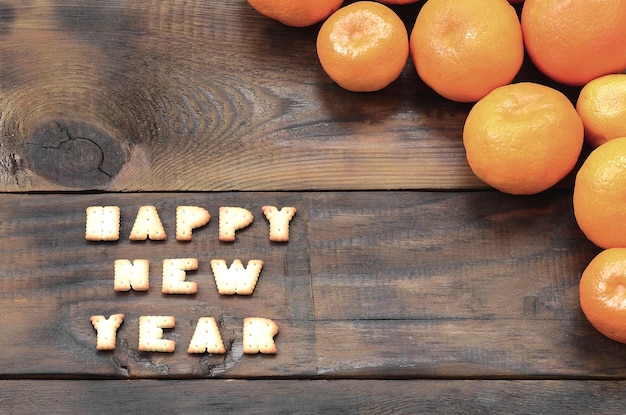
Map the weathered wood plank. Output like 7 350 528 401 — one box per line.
1 191 620 379
308 191 594 320
1 379 626 414
0 0 579 192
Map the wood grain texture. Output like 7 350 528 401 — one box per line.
1 191 618 380
0 0 580 192
0 0 615 410
1 379 626 414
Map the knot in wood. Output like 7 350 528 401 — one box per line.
57 137 104 173
27 119 127 189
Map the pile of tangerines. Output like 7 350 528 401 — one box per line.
246 0 626 344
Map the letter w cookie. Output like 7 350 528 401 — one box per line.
210 259 263 295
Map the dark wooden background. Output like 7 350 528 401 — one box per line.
0 0 623 413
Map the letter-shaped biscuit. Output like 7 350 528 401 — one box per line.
162 258 198 294
114 259 150 291
187 317 226 354
176 206 210 241
218 207 253 242
242 317 279 354
262 206 297 242
90 314 125 350
129 206 167 241
210 259 263 295
85 206 120 241
138 316 176 352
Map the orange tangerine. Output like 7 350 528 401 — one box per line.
247 0 344 27
521 0 626 86
576 74 626 148
316 1 409 92
409 0 524 102
463 82 584 195
378 0 420 4
580 248 626 344
574 137 626 249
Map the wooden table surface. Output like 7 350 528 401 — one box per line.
0 1 623 413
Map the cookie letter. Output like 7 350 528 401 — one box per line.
85 206 120 241
242 317 279 354
210 259 263 295
129 206 166 241
138 316 176 352
176 206 210 241
218 207 253 241
90 314 124 350
114 259 150 291
162 258 198 294
262 206 297 242
187 317 226 354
